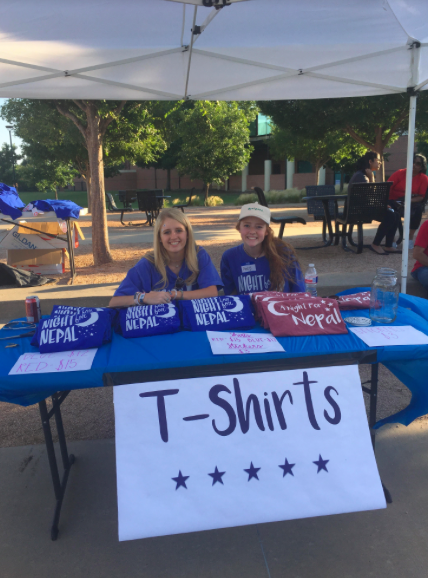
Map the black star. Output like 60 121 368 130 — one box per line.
279 458 295 477
244 461 261 481
172 470 189 490
208 466 226 486
313 454 329 473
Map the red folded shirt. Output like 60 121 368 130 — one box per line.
337 291 370 310
260 298 348 337
251 291 313 323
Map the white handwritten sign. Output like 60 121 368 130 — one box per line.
8 349 98 375
114 365 386 541
349 325 428 347
206 331 285 355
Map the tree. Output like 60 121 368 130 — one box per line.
0 143 21 187
176 101 255 203
269 127 365 185
259 95 428 181
2 100 166 266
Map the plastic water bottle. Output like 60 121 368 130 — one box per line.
304 264 318 297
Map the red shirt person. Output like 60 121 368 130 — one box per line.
411 219 428 293
388 155 428 247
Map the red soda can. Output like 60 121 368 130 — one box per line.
25 296 41 323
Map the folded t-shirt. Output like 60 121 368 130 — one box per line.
31 305 113 352
260 298 348 337
180 295 255 332
337 292 371 310
252 291 314 326
116 304 181 338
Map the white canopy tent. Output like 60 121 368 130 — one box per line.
1 0 427 291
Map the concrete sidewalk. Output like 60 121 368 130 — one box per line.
1 420 427 577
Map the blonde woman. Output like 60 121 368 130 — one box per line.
109 208 222 307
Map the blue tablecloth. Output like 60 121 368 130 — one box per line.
1 291 428 429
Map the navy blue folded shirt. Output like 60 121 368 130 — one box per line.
180 295 255 332
116 304 181 338
31 305 113 353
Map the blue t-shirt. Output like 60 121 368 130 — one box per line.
220 244 305 295
117 304 181 338
31 305 113 353
180 295 255 332
32 199 82 220
114 246 223 295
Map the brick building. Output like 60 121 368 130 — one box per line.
72 116 411 194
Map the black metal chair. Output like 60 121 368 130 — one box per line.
118 190 137 210
136 190 161 226
305 185 337 243
335 182 392 254
253 187 306 239
105 192 136 226
174 188 195 213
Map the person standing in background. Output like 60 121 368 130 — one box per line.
388 154 428 250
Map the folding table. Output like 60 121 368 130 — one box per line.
2 295 428 540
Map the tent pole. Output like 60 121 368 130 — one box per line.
400 94 417 294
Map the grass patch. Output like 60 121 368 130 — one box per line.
234 188 306 206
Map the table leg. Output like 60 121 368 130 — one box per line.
38 391 75 540
297 200 336 250
66 219 76 284
362 363 392 504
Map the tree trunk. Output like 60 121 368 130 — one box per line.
154 168 157 189
204 183 210 205
166 168 171 192
83 168 92 214
340 169 344 192
54 188 58 200
314 160 322 185
86 106 113 266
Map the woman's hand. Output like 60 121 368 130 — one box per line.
143 291 172 305
365 168 375 182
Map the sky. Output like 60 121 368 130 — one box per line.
0 98 22 154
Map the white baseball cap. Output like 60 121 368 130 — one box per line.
239 203 271 225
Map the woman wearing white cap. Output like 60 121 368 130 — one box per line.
220 203 305 295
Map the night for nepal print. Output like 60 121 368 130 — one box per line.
261 299 348 337
32 305 113 353
180 295 255 332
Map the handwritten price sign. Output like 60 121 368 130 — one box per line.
349 325 428 347
8 349 98 375
207 331 285 355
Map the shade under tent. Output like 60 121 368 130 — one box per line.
1 0 428 292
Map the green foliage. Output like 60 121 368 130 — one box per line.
234 192 257 205
234 189 306 206
176 101 253 197
0 143 21 187
205 195 224 207
259 94 428 179
334 183 348 194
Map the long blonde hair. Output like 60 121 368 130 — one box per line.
146 207 199 289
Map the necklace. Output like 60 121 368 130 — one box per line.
170 260 183 269
243 246 264 260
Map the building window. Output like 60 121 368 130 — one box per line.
297 160 313 173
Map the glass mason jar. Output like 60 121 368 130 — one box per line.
369 267 399 324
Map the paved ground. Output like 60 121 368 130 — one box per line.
1 420 428 578
0 204 427 576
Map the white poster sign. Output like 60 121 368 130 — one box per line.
350 325 428 347
206 331 285 355
114 365 386 542
9 349 97 375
